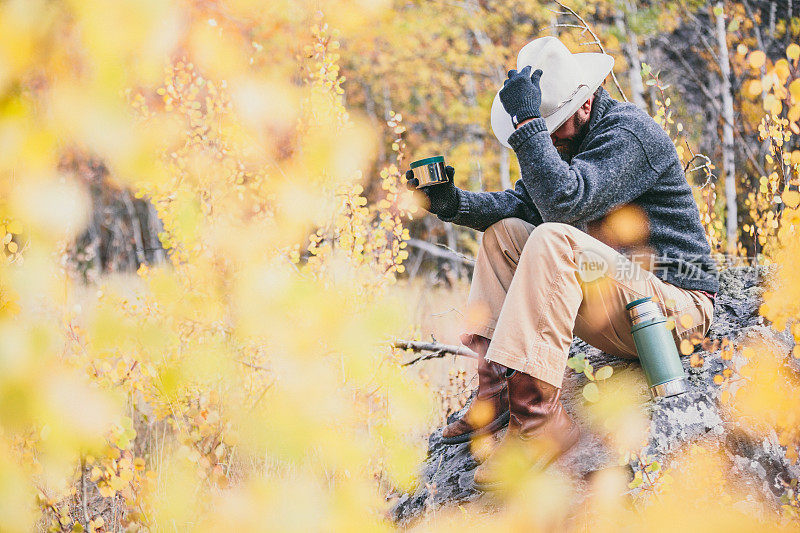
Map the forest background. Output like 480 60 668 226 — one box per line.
0 0 799 531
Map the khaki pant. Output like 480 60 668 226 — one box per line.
461 218 714 388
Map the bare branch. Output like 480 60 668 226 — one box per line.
658 36 767 177
683 146 717 189
237 359 270 372
553 23 587 30
552 1 628 102
393 339 478 365
406 238 476 266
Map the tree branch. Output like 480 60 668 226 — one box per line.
552 1 628 102
393 339 478 365
406 238 476 266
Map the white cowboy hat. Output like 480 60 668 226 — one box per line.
491 36 614 148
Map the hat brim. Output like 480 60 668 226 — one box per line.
491 53 614 149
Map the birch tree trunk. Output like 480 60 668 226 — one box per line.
382 82 392 121
362 82 386 165
714 1 738 252
122 190 146 267
768 1 776 38
643 37 660 116
147 203 165 264
462 0 502 192
444 222 462 279
464 70 485 191
615 4 647 110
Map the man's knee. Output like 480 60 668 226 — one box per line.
527 222 572 244
483 218 532 250
519 222 576 262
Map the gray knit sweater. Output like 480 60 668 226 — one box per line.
438 87 719 294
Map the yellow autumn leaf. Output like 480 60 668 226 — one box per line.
788 43 800 61
594 365 613 380
763 93 776 112
748 50 766 69
790 79 800 102
679 313 694 329
747 79 762 97
782 190 800 208
770 97 783 116
773 59 790 82
763 93 782 115
680 338 694 355
788 104 800 123
582 382 600 402
97 484 115 498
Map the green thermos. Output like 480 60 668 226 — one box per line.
626 296 689 398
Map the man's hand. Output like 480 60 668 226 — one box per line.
499 66 543 129
405 165 460 218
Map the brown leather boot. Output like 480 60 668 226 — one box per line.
472 370 580 491
441 337 510 445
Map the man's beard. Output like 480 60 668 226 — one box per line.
554 112 591 160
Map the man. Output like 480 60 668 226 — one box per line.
405 37 718 490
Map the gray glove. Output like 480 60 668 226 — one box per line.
405 165 460 218
499 66 543 128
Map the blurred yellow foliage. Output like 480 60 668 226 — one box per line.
730 340 800 449
0 0 799 530
0 0 433 531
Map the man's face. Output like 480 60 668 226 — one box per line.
550 97 593 159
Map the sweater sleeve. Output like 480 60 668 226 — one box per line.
436 178 544 232
507 116 663 226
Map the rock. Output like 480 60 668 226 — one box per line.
393 266 799 524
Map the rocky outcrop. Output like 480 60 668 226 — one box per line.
393 266 799 523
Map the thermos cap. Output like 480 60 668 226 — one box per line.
625 296 652 310
410 156 445 169
626 296 663 327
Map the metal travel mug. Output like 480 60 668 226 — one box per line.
409 156 449 187
626 296 689 398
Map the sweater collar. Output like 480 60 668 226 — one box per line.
570 87 614 159
554 87 616 163
587 86 615 131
